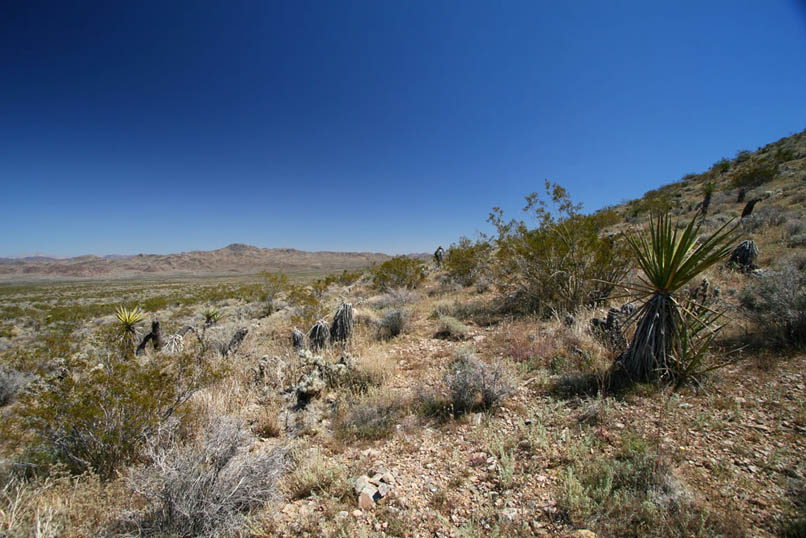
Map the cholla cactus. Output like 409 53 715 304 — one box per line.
330 302 354 344
309 320 330 352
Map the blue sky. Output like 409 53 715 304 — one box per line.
2 1 805 256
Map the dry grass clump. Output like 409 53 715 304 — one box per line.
372 287 419 309
125 414 289 537
333 388 407 441
284 447 349 500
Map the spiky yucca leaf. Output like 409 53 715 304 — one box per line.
202 306 224 326
115 305 144 334
620 213 737 384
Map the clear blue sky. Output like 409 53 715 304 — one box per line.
2 1 805 256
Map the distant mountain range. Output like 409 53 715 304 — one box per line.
0 244 391 279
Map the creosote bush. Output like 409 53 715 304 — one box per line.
731 160 778 189
443 237 492 287
489 181 629 316
5 346 219 479
372 256 426 291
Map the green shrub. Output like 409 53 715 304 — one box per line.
261 272 289 314
443 237 492 287
6 348 219 479
739 262 806 348
489 182 629 316
372 256 426 291
732 161 778 189
287 282 327 328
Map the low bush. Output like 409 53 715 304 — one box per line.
378 309 407 339
372 256 426 291
0 367 29 406
126 415 288 537
5 346 219 479
444 349 512 417
435 315 470 340
558 435 741 536
739 262 806 348
285 447 349 500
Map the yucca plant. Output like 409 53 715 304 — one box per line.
202 306 224 326
115 305 144 335
618 213 737 385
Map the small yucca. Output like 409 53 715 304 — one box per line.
115 305 144 335
619 213 737 385
202 306 224 326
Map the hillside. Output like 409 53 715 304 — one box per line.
0 131 804 538
0 243 391 280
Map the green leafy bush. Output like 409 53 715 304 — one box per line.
6 348 219 479
732 161 778 189
372 256 426 291
443 237 492 287
489 182 629 316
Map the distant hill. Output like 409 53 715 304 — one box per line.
0 243 390 280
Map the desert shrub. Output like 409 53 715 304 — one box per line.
443 237 492 287
333 389 406 441
316 269 363 288
445 348 512 417
435 315 470 340
788 233 806 248
735 149 752 163
260 271 289 314
378 309 407 339
0 367 29 406
558 436 740 536
732 161 778 189
739 262 806 348
287 282 327 327
489 182 629 316
6 347 219 479
710 158 731 175
372 256 426 291
126 415 288 537
373 287 419 309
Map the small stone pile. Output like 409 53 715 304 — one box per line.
354 465 395 510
